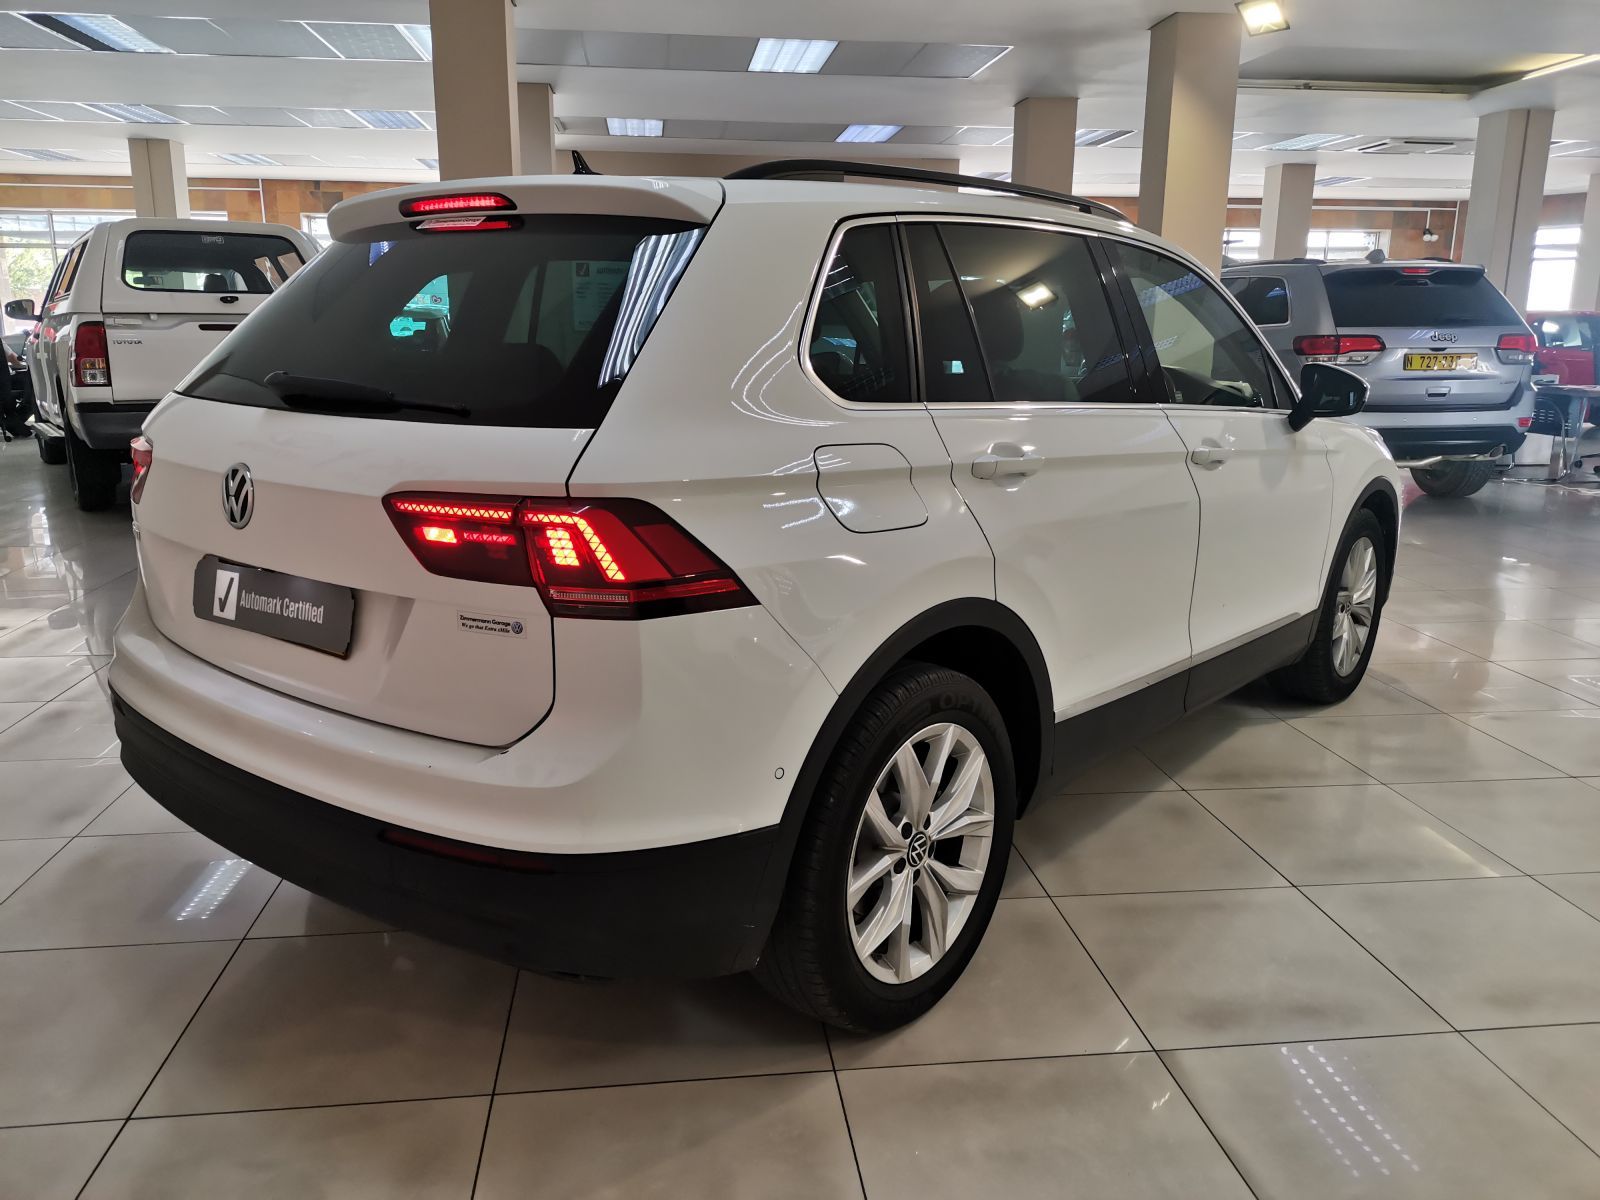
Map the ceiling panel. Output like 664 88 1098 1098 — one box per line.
819 41 923 76
581 31 667 69
0 100 60 121
13 102 97 121
286 108 367 129
895 125 962 144
305 22 422 61
664 34 755 72
951 126 1012 146
515 29 586 66
208 18 338 59
557 116 610 135
0 12 83 51
272 153 330 167
121 16 241 56
722 121 847 142
217 107 309 127
661 119 729 139
898 44 1009 78
155 105 236 126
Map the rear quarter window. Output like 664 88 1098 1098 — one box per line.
1324 268 1520 328
1223 275 1289 326
121 230 304 294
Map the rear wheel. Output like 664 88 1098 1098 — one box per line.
65 423 121 511
1271 509 1387 704
1410 461 1494 498
756 663 1015 1031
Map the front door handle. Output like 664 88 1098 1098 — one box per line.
972 449 1044 480
1188 442 1232 468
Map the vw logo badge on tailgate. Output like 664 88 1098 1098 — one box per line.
222 463 254 529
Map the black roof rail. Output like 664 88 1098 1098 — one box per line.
723 159 1129 223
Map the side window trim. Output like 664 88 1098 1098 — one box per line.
1105 238 1296 412
801 214 921 408
1088 235 1169 407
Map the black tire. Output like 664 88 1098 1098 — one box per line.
1410 461 1494 498
755 663 1016 1031
37 434 66 465
1271 508 1388 704
65 423 121 511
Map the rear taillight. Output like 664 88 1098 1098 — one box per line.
383 493 757 620
72 321 110 386
1497 332 1536 365
129 435 153 503
1294 334 1385 364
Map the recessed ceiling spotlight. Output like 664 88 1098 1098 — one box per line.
1236 0 1290 35
748 38 837 73
606 118 663 137
837 124 901 143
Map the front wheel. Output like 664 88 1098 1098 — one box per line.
1410 461 1494 498
1271 509 1387 704
756 663 1015 1031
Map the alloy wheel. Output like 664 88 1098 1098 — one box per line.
1331 535 1378 676
846 722 995 985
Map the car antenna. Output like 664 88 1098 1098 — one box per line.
571 151 600 175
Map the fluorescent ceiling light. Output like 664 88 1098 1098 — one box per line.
1522 53 1600 81
607 117 663 136
349 108 426 130
214 152 279 166
1256 132 1347 151
1315 175 1365 186
5 147 79 161
837 124 901 143
1233 131 1257 141
1017 282 1055 308
748 38 837 73
398 24 432 59
417 157 439 169
1236 0 1290 35
82 102 183 124
1075 128 1134 147
35 13 171 52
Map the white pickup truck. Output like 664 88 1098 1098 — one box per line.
4 217 317 510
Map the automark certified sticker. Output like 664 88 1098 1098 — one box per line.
458 612 526 638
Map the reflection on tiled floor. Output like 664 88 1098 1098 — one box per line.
4 448 1600 1197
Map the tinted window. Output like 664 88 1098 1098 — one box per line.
808 225 912 403
1324 267 1520 328
905 225 990 403
937 224 1134 404
1116 243 1280 408
1224 274 1290 326
180 216 703 428
52 242 85 304
123 230 304 294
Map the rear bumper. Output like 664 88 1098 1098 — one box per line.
73 402 154 451
115 692 780 977
1370 424 1526 464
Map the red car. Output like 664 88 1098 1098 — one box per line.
1528 311 1599 385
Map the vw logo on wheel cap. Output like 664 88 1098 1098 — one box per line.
222 463 254 529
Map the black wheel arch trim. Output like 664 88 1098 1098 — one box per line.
1349 476 1401 605
739 597 1053 969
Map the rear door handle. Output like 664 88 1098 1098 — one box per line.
1188 442 1232 468
972 449 1044 480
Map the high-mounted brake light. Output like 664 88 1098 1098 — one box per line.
72 321 110 386
399 192 514 217
1497 331 1536 365
130 435 153 504
383 493 756 619
1294 334 1385 363
1399 267 1436 275
414 215 521 233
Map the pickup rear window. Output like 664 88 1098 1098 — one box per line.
1324 267 1520 329
122 230 305 294
179 215 704 428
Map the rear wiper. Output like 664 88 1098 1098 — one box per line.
264 371 471 418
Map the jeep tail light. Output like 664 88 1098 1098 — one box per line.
130 435 153 504
73 321 110 386
1293 334 1384 364
1497 332 1536 365
383 493 757 620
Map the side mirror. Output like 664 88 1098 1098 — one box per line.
1289 362 1368 431
3 298 39 323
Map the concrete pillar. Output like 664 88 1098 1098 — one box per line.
1137 12 1241 271
1461 108 1554 307
128 137 189 218
1259 162 1315 259
1011 97 1078 194
428 0 519 179
1572 170 1600 311
517 83 558 175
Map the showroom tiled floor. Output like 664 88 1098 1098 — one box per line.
4 445 1600 1198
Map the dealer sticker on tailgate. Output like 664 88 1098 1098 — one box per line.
192 555 355 657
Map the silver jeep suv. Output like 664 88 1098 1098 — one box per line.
1222 259 1536 498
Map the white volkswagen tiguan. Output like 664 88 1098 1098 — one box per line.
110 165 1400 1030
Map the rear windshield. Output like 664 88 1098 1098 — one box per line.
179 216 704 428
1324 267 1520 329
122 230 304 294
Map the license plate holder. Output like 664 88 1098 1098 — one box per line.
1404 352 1476 371
192 555 355 657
